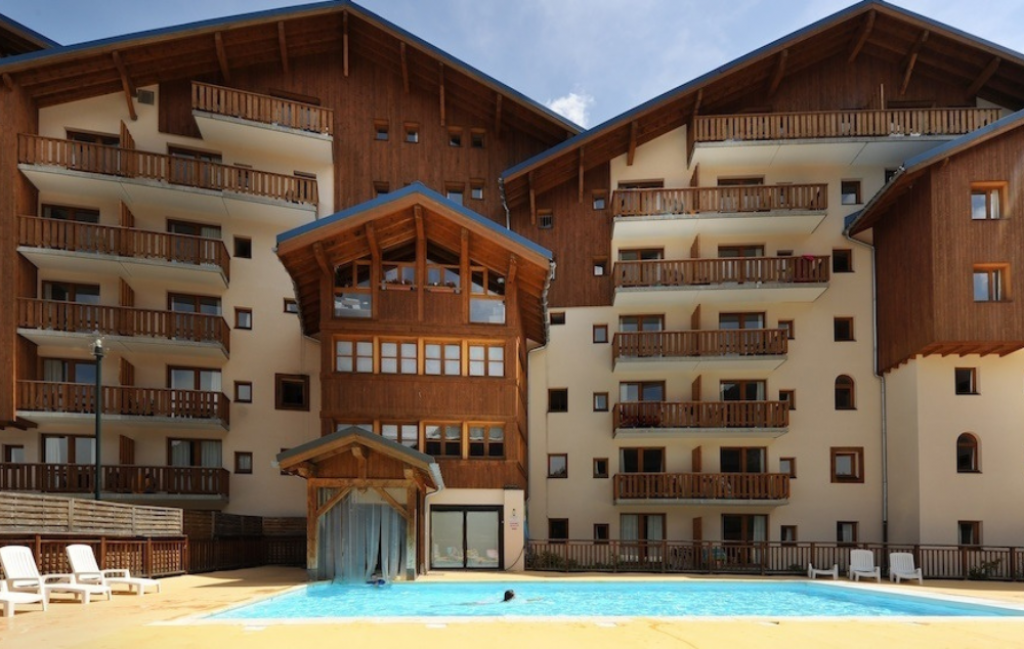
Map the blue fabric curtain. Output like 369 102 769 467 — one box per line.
316 489 407 582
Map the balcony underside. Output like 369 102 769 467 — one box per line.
19 328 228 360
193 112 333 165
614 497 789 506
691 136 949 168
613 211 825 244
19 165 316 225
613 426 788 440
15 410 228 431
17 246 227 288
614 283 828 307
614 355 786 373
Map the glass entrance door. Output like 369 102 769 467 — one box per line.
430 507 502 570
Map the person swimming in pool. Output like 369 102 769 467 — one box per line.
503 589 515 602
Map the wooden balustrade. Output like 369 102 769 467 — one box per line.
0 464 229 497
614 256 829 288
614 400 789 429
613 472 790 501
18 215 230 279
16 381 230 426
614 329 787 359
18 134 318 205
192 81 334 135
17 298 230 352
613 184 827 217
694 107 1002 142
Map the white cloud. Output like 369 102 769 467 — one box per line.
545 91 594 128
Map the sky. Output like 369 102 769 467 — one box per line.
5 0 1024 128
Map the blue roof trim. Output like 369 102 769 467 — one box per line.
0 12 60 48
276 426 437 467
276 182 553 260
0 1 579 133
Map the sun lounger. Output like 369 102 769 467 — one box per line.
848 549 881 582
889 552 923 584
0 579 47 617
66 544 161 596
807 563 838 579
0 545 111 604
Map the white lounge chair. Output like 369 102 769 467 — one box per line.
0 579 47 617
889 552 923 584
0 546 111 604
66 544 161 596
848 549 881 581
807 563 838 579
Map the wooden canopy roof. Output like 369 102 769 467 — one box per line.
0 13 57 57
0 1 578 144
276 183 553 342
502 0 1024 205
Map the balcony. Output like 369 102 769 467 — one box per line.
614 401 789 439
192 81 334 164
17 382 230 431
612 184 827 243
18 215 229 287
0 463 230 502
613 256 829 307
613 472 790 505
691 107 1002 167
17 298 230 359
18 134 318 224
613 329 787 372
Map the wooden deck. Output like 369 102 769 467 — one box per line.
614 400 789 431
0 465 230 497
614 329 787 360
16 381 230 426
614 472 790 501
192 81 334 135
614 256 830 288
613 184 826 217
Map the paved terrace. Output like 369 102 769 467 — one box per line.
2 567 1024 648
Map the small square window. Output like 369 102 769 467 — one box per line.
593 191 607 211
780 525 798 544
831 447 864 483
448 128 463 147
834 317 854 342
446 183 464 205
404 123 419 143
548 389 568 413
593 324 608 344
234 451 253 474
837 521 858 544
548 454 568 478
594 523 610 543
548 518 569 542
884 168 898 183
955 368 978 395
778 320 795 339
373 181 390 197
832 249 853 273
284 298 299 314
971 183 1004 220
593 258 608 277
234 237 252 259
235 381 253 403
779 389 796 411
779 457 796 478
470 130 485 149
550 312 566 325
235 308 253 330
973 265 1008 302
958 521 981 545
593 458 609 478
538 209 553 229
593 392 609 412
374 120 389 141
275 374 310 411
470 180 484 200
841 180 861 205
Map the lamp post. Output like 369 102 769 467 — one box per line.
92 337 105 501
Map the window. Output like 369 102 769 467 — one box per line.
836 521 858 544
42 204 100 223
445 183 464 205
548 389 568 413
780 457 796 478
168 366 221 393
973 265 1007 302
404 123 419 143
780 525 798 544
469 267 505 324
234 381 252 403
468 343 503 377
719 312 765 330
42 434 95 464
618 248 664 261
720 447 766 473
593 392 609 412
593 191 607 211
594 523 610 543
778 319 795 339
593 324 609 343
235 308 252 330
382 423 420 450
831 447 864 483
374 120 389 141
3 444 26 462
548 519 569 542
373 181 390 197
274 374 309 411
955 368 978 395
593 458 609 478
619 315 663 332
779 389 796 411
538 209 553 229
425 423 462 457
284 298 299 314
620 381 665 403
547 454 568 478
550 312 566 325
381 340 417 374
593 258 608 276
834 317 854 341
470 129 485 149
832 249 853 273
971 183 1004 220
234 237 252 259
234 452 253 474
620 447 665 473
957 433 979 473
168 292 221 316
468 424 504 458
42 358 96 384
841 180 862 205
425 342 461 376
335 339 374 373
958 521 981 545
470 179 484 200
447 128 463 147
43 281 100 304
835 375 856 410
168 438 221 468
720 379 766 402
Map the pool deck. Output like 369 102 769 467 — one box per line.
3 567 1024 648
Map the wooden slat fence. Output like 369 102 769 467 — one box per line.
614 329 787 359
0 536 187 578
0 492 182 536
17 381 230 426
614 401 789 430
613 473 790 501
614 256 830 288
613 183 827 217
192 81 334 135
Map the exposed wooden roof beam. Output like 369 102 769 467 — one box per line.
312 242 332 278
365 222 381 263
374 487 411 521
342 11 350 77
965 56 1001 98
400 41 410 93
494 93 503 139
627 120 638 166
848 10 875 63
351 445 367 480
278 22 290 74
214 32 231 83
438 62 446 126
3 73 15 92
314 486 351 519
767 49 789 98
111 51 137 121
692 88 703 119
900 30 929 95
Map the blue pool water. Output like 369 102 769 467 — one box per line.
208 580 1024 620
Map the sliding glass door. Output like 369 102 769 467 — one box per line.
430 506 502 570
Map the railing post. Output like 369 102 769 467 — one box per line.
146 537 154 577
100 536 107 568
1010 546 1018 583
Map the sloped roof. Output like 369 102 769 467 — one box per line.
0 12 58 54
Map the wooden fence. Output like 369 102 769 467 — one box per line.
17 381 230 426
614 401 790 430
614 329 787 360
614 256 830 288
192 81 334 135
0 492 182 536
613 183 827 217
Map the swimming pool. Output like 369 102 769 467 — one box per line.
207 580 1024 620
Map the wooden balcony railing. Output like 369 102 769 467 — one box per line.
614 400 789 430
614 256 829 288
694 107 1002 142
18 134 318 206
17 298 230 352
18 215 230 279
192 81 334 135
0 463 230 497
614 329 787 360
17 381 230 426
614 472 790 501
613 184 827 217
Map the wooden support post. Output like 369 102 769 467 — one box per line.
313 242 332 279
406 484 418 579
438 62 446 126
577 147 585 203
494 93 503 139
400 42 410 93
848 10 875 63
214 32 231 83
627 121 638 166
278 22 290 75
900 30 929 95
767 49 788 97
306 482 319 576
112 51 137 121
966 56 1001 98
342 11 349 77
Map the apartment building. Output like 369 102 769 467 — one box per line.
1 1 1023 578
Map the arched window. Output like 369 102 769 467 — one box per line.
957 433 979 473
834 375 855 410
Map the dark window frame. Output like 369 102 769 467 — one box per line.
274 373 310 411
